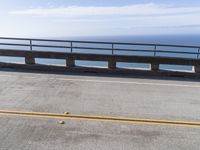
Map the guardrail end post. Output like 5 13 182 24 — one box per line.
193 65 200 73
66 57 75 68
108 59 116 69
25 55 35 65
150 63 159 71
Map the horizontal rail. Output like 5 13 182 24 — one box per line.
0 42 199 56
0 37 200 49
0 37 200 63
0 47 198 55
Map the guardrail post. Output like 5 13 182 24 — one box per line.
70 42 73 53
25 54 35 65
66 56 75 68
30 40 33 51
150 63 159 71
112 43 114 55
197 48 200 59
154 45 157 56
108 58 116 69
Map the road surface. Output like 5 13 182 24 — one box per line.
0 70 200 150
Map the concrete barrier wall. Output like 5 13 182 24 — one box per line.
0 49 200 73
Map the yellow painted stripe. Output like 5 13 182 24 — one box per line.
0 110 200 128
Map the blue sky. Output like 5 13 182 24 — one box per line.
1 0 200 38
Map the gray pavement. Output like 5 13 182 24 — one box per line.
0 70 200 149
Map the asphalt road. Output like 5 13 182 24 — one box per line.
0 70 200 150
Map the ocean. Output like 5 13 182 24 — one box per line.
1 34 200 71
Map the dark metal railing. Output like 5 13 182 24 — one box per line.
0 37 199 59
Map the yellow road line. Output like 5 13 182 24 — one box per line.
0 110 200 128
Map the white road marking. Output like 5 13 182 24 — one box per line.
46 78 200 88
0 73 200 88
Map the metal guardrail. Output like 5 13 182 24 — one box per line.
0 37 200 58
